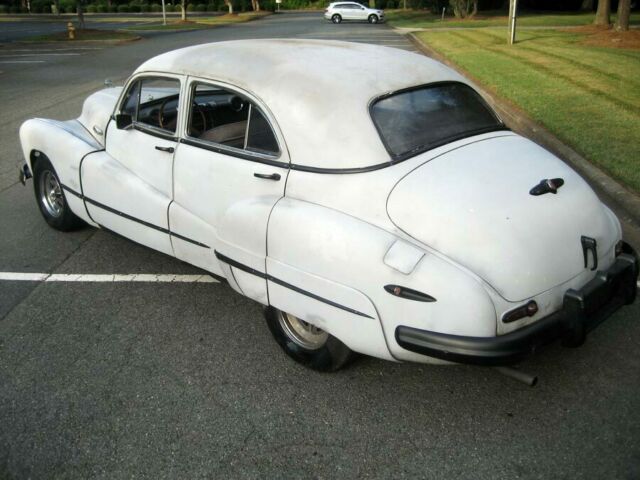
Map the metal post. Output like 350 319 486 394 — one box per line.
509 0 518 45
161 0 167 25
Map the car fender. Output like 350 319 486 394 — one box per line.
19 118 102 226
267 198 497 363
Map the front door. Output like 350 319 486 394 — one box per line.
81 75 183 256
170 79 289 304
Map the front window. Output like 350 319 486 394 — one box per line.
120 76 181 135
370 82 505 160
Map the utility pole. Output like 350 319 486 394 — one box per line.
508 0 518 45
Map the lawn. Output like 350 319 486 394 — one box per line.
413 27 640 193
25 28 140 41
121 12 271 30
387 9 640 29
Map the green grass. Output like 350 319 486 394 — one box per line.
121 12 271 30
387 9 640 29
26 28 140 41
413 28 640 193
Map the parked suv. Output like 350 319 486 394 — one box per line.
324 2 384 23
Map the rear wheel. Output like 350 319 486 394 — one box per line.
265 307 354 372
33 155 84 231
332 14 342 24
368 14 378 23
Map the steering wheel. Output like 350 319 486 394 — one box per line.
158 97 179 132
188 102 208 137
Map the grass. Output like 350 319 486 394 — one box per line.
121 11 271 30
26 28 140 41
387 9 640 29
413 27 640 193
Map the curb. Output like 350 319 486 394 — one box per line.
407 31 640 229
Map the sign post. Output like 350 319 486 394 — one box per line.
509 0 518 45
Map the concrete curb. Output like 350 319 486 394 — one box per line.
407 31 640 229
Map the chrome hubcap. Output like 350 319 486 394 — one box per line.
278 311 329 350
39 170 64 218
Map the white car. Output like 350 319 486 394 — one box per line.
324 2 384 23
19 40 638 374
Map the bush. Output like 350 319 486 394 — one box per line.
129 3 141 11
86 4 97 12
97 4 108 12
150 3 162 11
117 4 130 11
140 3 150 11
0 4 7 13
205 2 216 10
194 3 206 9
187 3 195 10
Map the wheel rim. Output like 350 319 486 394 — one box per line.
370 15 377 23
277 311 329 350
39 170 64 218
333 15 340 23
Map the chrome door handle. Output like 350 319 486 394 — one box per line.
155 146 175 153
254 172 281 181
92 125 103 136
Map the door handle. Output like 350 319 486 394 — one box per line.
254 172 281 181
155 146 175 153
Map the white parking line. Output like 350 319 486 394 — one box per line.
0 272 219 283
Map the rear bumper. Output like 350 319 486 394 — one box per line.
395 248 639 366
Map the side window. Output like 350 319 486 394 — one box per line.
138 77 181 134
187 83 279 156
121 80 140 117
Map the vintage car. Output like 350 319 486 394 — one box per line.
19 40 638 375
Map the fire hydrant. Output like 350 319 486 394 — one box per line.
67 22 75 40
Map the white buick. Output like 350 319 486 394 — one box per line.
19 40 638 376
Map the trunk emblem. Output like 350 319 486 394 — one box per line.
530 178 564 196
581 236 598 271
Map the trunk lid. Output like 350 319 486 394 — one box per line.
387 134 618 301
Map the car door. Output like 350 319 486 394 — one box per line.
355 4 368 20
342 3 357 19
170 78 289 304
81 74 183 257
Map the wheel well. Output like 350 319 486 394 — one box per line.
29 150 48 170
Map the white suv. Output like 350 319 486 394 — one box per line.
324 2 385 24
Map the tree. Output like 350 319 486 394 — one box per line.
594 0 610 26
223 0 233 13
449 0 478 18
77 0 86 29
250 0 260 10
180 0 188 20
615 0 630 31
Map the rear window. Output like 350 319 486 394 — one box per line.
370 82 504 160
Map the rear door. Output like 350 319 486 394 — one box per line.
81 74 183 256
170 78 289 303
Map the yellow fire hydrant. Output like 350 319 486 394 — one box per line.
67 22 75 40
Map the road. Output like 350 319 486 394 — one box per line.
1 13 639 479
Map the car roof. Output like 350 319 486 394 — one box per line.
135 39 466 170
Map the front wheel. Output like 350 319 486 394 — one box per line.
265 307 354 372
332 14 342 24
368 14 378 24
33 155 84 231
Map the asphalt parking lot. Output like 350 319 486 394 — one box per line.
1 13 639 479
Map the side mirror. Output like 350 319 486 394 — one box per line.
115 113 133 130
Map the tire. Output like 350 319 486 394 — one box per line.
368 14 378 24
32 155 84 231
331 14 342 24
265 307 355 372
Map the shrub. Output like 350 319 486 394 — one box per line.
194 3 206 10
117 4 131 11
187 3 195 10
140 3 150 11
129 3 141 11
0 4 7 13
97 4 108 12
86 4 97 12
205 2 216 10
150 3 162 11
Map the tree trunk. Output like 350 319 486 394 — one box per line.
580 0 594 11
224 0 233 14
594 0 610 26
52 0 60 15
77 1 85 29
255 0 260 10
470 0 477 17
180 0 187 20
615 0 630 31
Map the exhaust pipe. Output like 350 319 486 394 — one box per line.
494 366 538 387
